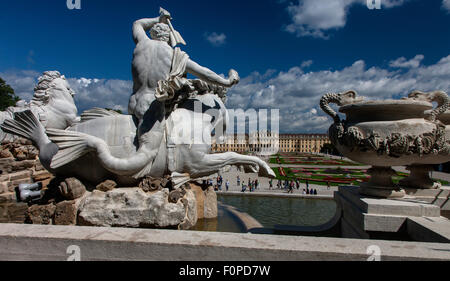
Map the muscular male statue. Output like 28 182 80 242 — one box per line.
129 8 238 124
127 9 239 176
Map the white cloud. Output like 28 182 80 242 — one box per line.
0 70 40 102
68 78 132 113
2 53 450 134
0 70 132 114
285 0 408 39
227 54 450 133
443 0 450 13
389 54 424 68
300 60 313 68
204 32 227 46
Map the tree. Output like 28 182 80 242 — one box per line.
0 77 20 111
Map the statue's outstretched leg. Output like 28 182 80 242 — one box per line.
189 152 276 178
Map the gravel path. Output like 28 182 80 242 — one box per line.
205 156 450 197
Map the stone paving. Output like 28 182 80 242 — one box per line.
209 166 338 196
204 155 450 197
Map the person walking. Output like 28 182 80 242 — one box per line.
237 175 240 186
289 181 294 194
269 179 273 190
295 179 300 190
327 181 331 190
217 176 222 191
255 179 259 190
226 180 230 192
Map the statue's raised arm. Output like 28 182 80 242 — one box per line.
132 16 162 44
186 60 240 88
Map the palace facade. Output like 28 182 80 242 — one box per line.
212 131 330 155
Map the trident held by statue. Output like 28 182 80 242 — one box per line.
160 7 186 47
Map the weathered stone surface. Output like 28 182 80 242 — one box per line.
178 189 198 230
96 180 117 192
0 203 28 223
34 162 45 171
0 192 16 204
53 194 88 226
59 178 86 200
0 150 13 159
13 147 27 161
12 160 36 172
11 178 33 188
40 178 54 189
190 183 218 220
139 176 170 192
54 201 78 225
26 204 56 225
0 174 9 182
190 184 206 220
0 158 15 174
9 170 32 181
204 186 218 219
168 188 186 203
78 188 197 229
32 171 53 182
0 182 9 194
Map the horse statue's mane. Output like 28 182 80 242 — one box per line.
30 71 65 107
0 71 77 142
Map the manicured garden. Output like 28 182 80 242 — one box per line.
269 153 363 166
270 153 449 187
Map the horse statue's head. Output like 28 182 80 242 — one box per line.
31 71 79 129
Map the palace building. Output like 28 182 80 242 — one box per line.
212 131 330 155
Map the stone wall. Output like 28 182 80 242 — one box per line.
1 223 449 261
0 139 218 230
0 139 53 223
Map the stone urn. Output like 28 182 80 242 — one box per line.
320 90 450 198
398 90 450 190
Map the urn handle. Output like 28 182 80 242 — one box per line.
320 90 358 124
408 90 450 122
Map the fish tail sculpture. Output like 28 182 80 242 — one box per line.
1 109 155 178
1 110 58 171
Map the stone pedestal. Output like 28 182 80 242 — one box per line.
358 167 405 199
400 165 441 189
404 186 450 219
336 186 450 242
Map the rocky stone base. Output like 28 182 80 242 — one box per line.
78 187 197 229
190 182 218 219
3 175 217 230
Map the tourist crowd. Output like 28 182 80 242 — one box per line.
203 175 325 196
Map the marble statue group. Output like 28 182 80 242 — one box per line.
2 7 447 201
0 8 275 188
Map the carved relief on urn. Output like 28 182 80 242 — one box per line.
320 90 450 198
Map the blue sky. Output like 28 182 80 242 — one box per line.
1 0 450 133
